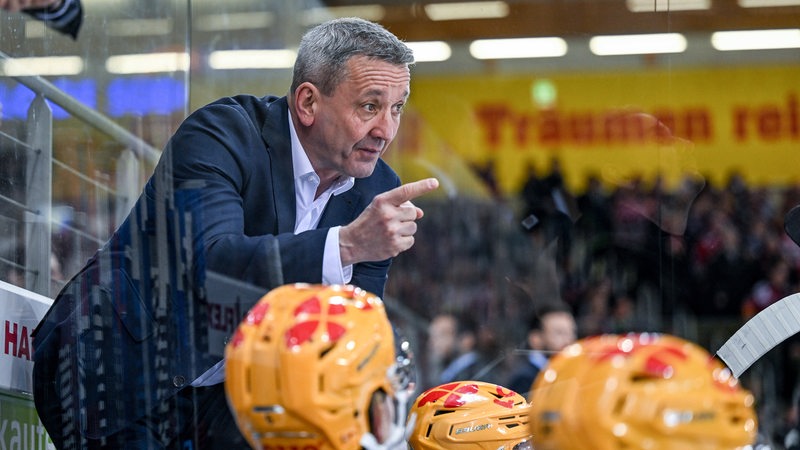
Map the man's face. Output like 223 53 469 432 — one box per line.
541 312 577 353
305 55 410 181
428 315 457 360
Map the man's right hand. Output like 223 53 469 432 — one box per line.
339 178 439 266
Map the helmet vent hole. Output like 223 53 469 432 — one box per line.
613 396 626 415
425 424 433 438
433 409 455 416
631 374 657 383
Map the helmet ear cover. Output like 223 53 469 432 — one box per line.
225 283 410 450
407 380 534 450
528 333 759 450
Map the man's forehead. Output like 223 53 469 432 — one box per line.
345 58 410 90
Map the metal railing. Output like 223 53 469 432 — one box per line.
0 50 161 298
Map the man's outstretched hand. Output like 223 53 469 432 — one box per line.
340 178 440 266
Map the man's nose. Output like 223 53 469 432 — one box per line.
371 109 395 142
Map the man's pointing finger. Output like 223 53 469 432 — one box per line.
382 178 440 206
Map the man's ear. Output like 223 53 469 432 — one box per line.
293 82 318 127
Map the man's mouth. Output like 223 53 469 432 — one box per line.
355 138 386 154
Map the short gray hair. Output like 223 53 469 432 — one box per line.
290 17 414 97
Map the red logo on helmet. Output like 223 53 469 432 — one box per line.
230 300 271 348
417 383 518 409
492 385 518 409
417 382 481 408
285 296 347 347
244 299 270 325
594 335 688 379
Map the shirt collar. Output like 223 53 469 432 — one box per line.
288 112 355 196
527 350 550 369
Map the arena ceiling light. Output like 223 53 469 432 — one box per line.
208 49 297 69
301 5 385 25
589 33 687 55
424 1 509 21
107 18 172 36
0 56 83 76
738 0 800 6
195 12 275 31
469 37 567 59
711 28 800 50
406 41 452 62
626 0 711 12
106 52 189 74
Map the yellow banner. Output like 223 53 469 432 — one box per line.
387 65 800 196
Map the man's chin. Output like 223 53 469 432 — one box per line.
348 162 378 179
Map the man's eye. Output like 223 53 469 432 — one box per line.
363 104 377 112
393 104 405 114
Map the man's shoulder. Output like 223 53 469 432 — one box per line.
182 95 287 137
199 94 284 116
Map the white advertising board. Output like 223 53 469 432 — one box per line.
0 281 54 449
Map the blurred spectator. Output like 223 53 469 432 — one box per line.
438 314 504 385
605 290 641 334
575 277 612 337
437 314 479 384
575 173 613 260
424 313 459 390
0 244 63 295
505 302 577 397
519 158 575 269
742 256 792 320
694 220 759 318
2 265 24 287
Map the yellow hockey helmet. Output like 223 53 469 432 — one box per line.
407 380 533 450
529 333 758 450
225 283 413 450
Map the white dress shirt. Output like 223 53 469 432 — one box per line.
288 111 355 285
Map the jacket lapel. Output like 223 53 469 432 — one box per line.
261 96 296 233
261 96 363 230
319 188 361 227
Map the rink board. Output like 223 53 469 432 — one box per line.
0 281 54 448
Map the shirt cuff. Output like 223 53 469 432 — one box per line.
322 226 353 285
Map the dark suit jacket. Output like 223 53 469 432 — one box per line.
32 95 401 443
506 351 547 398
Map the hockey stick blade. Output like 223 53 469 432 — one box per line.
785 205 800 247
716 292 800 378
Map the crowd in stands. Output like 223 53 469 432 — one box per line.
385 164 800 445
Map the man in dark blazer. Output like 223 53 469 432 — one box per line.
32 17 438 449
